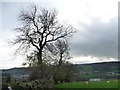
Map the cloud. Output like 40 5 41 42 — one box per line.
0 30 24 69
70 17 118 59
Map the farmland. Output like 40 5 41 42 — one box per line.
54 80 119 88
1 61 120 89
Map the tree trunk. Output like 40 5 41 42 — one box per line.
37 50 44 78
59 53 62 66
37 50 42 65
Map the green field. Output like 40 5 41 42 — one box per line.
54 80 119 88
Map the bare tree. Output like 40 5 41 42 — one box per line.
55 39 70 66
46 39 70 66
45 39 74 84
13 5 75 66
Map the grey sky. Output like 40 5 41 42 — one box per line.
70 17 118 58
0 0 118 69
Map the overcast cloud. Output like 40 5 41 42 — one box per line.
70 17 118 59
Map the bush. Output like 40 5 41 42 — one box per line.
1 83 9 90
30 79 54 89
11 83 24 90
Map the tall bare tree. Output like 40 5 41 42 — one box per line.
13 5 75 66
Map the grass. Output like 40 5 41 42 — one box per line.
54 80 119 88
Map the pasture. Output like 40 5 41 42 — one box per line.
54 80 119 88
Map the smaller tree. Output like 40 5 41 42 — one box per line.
45 39 74 84
45 39 70 66
55 39 70 66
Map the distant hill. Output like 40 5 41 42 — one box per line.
1 61 120 81
2 67 31 76
75 61 120 73
73 61 120 81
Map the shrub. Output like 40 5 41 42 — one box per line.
1 83 9 90
11 83 24 90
